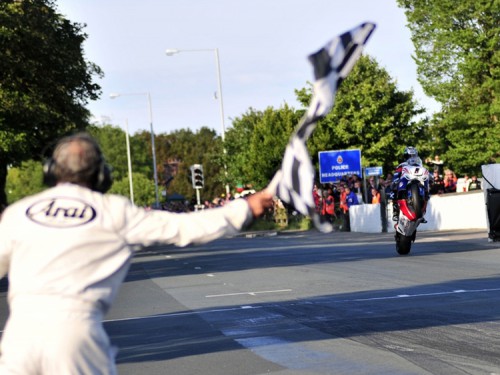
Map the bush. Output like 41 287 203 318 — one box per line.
247 213 312 232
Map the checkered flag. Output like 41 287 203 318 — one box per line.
267 22 376 232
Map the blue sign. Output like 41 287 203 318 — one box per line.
318 149 362 183
365 166 383 176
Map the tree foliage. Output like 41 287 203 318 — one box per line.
6 160 45 204
2 54 431 206
156 127 225 202
224 105 301 190
298 55 428 175
397 0 499 174
109 173 156 207
87 125 152 182
0 0 102 207
88 125 158 206
225 56 427 187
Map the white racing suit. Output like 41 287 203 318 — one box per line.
0 183 252 374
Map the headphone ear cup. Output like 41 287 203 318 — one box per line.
94 162 113 193
43 158 57 187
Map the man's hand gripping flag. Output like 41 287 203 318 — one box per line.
266 22 376 232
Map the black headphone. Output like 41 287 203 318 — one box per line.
43 133 113 193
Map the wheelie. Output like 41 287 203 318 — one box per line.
390 147 430 255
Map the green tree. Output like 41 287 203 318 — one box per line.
87 125 130 182
87 125 152 182
130 130 156 179
0 0 102 208
89 124 157 204
397 0 499 174
224 108 263 188
5 160 45 204
225 105 302 190
296 55 428 174
109 173 156 207
1 124 158 205
156 127 224 202
227 56 427 187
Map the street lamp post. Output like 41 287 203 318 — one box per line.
110 92 160 208
165 48 230 195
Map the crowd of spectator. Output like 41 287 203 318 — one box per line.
152 187 258 214
151 159 482 232
308 159 483 231
311 174 392 231
425 155 482 194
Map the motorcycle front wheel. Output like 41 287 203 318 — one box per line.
395 232 412 255
409 183 424 218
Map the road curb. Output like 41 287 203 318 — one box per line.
241 231 279 238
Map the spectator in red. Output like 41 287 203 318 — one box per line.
443 169 457 193
339 185 349 231
313 184 321 213
321 188 336 224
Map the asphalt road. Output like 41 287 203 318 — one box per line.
2 229 500 374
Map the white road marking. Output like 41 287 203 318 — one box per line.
384 344 414 352
338 287 500 303
102 305 263 323
47 286 497 326
205 289 293 298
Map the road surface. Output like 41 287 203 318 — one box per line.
1 229 499 374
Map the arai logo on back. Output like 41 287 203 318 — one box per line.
26 197 97 227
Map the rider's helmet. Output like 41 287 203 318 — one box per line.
407 156 423 166
403 146 418 161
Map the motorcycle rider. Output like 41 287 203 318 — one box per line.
391 146 428 222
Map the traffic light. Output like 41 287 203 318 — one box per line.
190 164 204 189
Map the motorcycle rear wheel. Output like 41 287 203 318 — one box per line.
395 233 412 255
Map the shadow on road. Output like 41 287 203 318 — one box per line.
106 274 500 365
125 230 496 282
106 229 500 367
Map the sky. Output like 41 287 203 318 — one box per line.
56 0 440 136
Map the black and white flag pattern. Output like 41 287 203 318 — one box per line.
268 22 376 233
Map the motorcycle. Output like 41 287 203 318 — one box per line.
394 161 430 255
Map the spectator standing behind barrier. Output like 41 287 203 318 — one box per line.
344 186 360 232
429 170 445 195
338 185 349 231
352 180 364 204
321 188 336 224
313 184 321 214
443 169 458 193
468 175 482 191
383 173 393 200
462 174 471 192
426 155 444 177
0 133 273 375
371 187 381 203
377 177 388 201
365 177 377 203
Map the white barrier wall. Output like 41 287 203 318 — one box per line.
349 190 487 233
349 203 383 233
